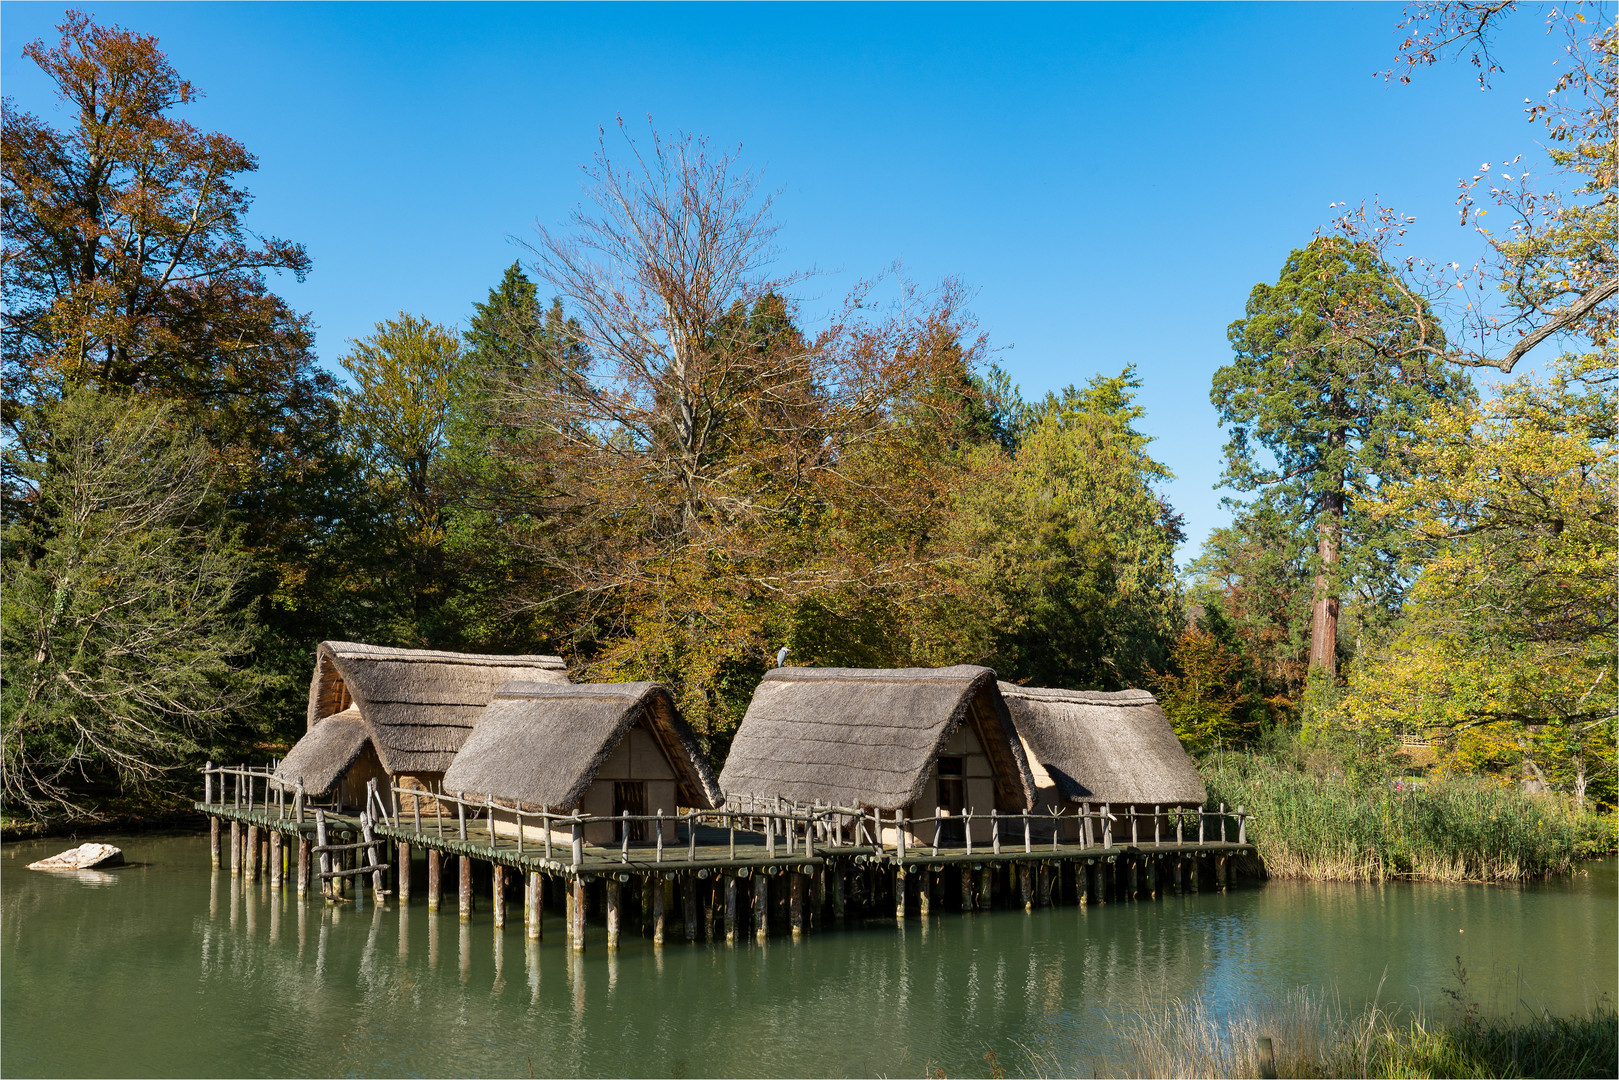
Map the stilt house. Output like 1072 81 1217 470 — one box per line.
440 681 722 845
274 642 569 808
717 665 1036 847
998 683 1206 840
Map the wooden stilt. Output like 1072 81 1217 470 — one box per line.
526 871 543 940
1127 857 1139 900
918 870 931 916
652 875 667 945
754 872 770 941
427 849 442 912
492 865 506 928
606 878 622 949
725 875 739 944
458 856 474 919
210 818 221 869
246 825 260 882
978 867 992 910
790 873 805 937
396 842 410 902
296 835 310 897
961 865 975 911
570 877 587 951
269 830 283 890
894 867 906 920
833 868 846 920
682 874 698 942
1037 863 1050 908
1019 863 1032 910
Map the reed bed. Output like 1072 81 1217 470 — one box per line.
1109 987 1618 1079
1201 753 1614 882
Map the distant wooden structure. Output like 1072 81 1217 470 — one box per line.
999 684 1207 842
719 665 1036 849
199 656 1256 955
274 642 568 808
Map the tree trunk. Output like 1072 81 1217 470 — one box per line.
1308 490 1342 675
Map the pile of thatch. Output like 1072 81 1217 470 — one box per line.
718 665 1035 811
999 683 1206 807
442 682 721 811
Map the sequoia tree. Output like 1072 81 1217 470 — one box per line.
1213 238 1473 677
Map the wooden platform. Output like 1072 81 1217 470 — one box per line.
196 801 1253 877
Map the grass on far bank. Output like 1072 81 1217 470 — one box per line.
1110 985 1618 1079
1201 750 1616 883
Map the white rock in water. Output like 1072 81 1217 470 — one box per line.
27 842 125 871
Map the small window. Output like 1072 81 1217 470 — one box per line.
938 755 964 776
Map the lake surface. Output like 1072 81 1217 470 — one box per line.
3 832 1614 1078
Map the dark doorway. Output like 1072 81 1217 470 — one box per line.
938 756 966 844
613 781 647 842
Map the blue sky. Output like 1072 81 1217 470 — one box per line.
0 2 1570 560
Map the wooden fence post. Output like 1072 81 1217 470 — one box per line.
314 811 331 901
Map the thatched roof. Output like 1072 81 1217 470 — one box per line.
274 710 369 796
307 641 569 775
998 683 1207 807
441 682 721 811
718 666 1036 811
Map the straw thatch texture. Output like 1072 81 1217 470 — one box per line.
274 710 370 796
718 666 1035 811
999 683 1206 806
306 641 568 775
441 682 721 811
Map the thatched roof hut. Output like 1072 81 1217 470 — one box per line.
442 682 720 845
273 709 376 798
304 641 568 777
998 683 1206 813
718 666 1036 822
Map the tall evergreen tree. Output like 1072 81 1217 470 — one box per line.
1212 237 1473 678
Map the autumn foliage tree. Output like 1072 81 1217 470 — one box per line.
2 10 313 407
2 12 353 801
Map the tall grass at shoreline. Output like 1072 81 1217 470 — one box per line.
1202 752 1616 882
1109 987 1617 1079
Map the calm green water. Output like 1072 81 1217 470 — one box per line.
3 832 1614 1078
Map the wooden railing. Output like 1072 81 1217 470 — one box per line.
381 781 1253 869
198 763 1252 870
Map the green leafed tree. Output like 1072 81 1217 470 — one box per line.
956 366 1184 690
1 387 261 819
1213 237 1474 681
337 312 465 644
